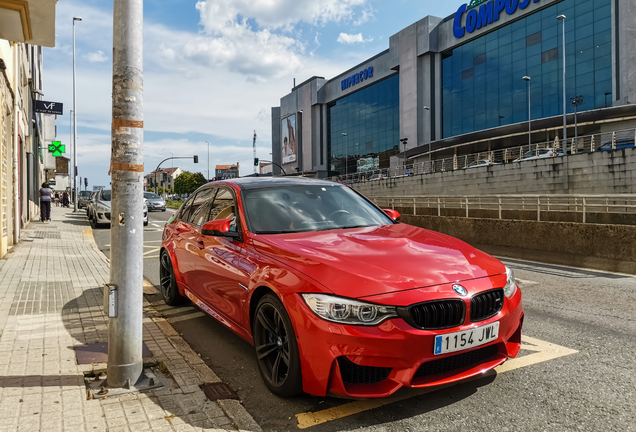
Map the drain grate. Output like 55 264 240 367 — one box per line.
200 383 239 400
32 231 61 239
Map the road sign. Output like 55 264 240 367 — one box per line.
34 100 64 115
48 141 66 156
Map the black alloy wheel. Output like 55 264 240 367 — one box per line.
253 294 302 397
159 251 186 306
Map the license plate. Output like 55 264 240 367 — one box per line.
434 322 499 355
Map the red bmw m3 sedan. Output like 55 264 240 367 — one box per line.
160 177 524 398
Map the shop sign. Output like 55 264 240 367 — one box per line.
341 67 373 91
453 0 540 38
34 100 64 115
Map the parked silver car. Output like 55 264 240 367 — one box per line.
90 189 148 228
143 192 166 211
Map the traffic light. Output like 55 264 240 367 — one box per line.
254 157 259 166
163 172 168 182
84 178 88 188
193 155 198 163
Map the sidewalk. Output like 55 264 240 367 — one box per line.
0 207 260 432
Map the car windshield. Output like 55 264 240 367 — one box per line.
144 193 160 199
79 191 91 198
539 149 551 155
522 151 535 158
243 184 393 234
101 190 111 201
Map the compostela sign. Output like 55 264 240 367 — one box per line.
453 0 540 38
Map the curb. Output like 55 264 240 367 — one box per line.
86 223 261 431
143 280 262 432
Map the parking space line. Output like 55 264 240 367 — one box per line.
143 247 161 256
295 335 578 429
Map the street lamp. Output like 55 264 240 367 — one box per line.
400 138 408 174
72 16 82 212
205 140 209 181
571 95 584 153
522 76 531 147
342 133 348 177
423 106 431 164
557 14 567 152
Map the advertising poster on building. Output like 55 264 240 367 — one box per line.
281 115 297 164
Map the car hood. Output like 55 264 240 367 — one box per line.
148 198 164 203
252 223 505 298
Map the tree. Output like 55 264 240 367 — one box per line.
174 171 193 195
158 186 164 195
174 171 208 195
147 187 155 193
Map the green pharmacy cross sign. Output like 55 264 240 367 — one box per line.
48 141 66 156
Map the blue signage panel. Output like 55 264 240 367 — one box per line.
453 0 539 38
341 67 373 91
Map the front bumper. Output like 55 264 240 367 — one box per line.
287 275 524 398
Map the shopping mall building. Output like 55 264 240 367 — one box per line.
270 0 635 177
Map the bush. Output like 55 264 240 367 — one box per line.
166 199 184 209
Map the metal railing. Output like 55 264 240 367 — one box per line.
332 128 636 184
370 194 636 224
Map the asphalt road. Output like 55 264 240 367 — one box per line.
93 216 636 432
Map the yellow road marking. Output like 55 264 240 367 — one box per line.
83 229 93 240
144 255 159 259
143 247 160 256
295 335 578 429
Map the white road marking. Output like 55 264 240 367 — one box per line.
515 278 538 286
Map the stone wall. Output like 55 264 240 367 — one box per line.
352 147 636 197
400 215 636 275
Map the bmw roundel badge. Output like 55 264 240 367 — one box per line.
453 284 468 296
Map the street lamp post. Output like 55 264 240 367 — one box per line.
205 140 209 181
72 16 82 211
571 95 584 153
342 133 348 177
423 106 431 165
523 76 531 147
557 14 567 152
400 138 408 175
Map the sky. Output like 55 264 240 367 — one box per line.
44 0 466 190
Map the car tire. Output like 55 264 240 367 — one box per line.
144 221 148 226
253 294 303 397
162 209 166 212
159 251 186 306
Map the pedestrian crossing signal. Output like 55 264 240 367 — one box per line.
254 158 259 166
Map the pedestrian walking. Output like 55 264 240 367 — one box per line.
54 191 60 207
39 182 52 222
62 191 70 208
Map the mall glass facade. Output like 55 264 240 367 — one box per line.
442 0 612 137
328 74 400 175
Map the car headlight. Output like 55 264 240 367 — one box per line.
96 204 109 213
301 293 398 326
503 266 517 298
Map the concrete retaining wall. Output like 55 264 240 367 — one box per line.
353 146 636 196
400 215 636 275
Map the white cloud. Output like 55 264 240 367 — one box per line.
85 50 108 63
337 32 373 44
196 0 367 32
353 7 375 26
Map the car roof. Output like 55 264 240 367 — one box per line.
214 176 340 190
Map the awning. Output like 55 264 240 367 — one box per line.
0 0 57 47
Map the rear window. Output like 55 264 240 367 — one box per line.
101 190 111 201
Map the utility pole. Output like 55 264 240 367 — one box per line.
107 0 144 389
253 130 257 174
72 16 82 211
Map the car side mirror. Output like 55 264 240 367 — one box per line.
382 209 401 222
201 218 239 238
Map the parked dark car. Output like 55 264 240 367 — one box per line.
595 138 635 152
78 191 92 209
